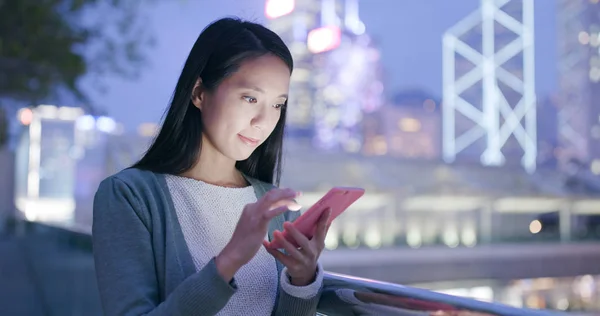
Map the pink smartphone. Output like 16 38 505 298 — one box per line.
269 187 365 249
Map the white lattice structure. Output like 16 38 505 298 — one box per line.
442 0 536 173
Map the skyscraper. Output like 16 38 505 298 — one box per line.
265 0 322 137
13 105 119 226
265 0 384 151
557 0 600 168
362 89 441 160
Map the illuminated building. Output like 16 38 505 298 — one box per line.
14 105 119 227
309 0 383 151
103 123 157 175
266 0 384 150
265 0 322 136
442 0 537 172
556 0 600 171
537 95 559 168
363 89 441 160
311 31 384 152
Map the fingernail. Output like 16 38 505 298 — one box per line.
288 203 302 211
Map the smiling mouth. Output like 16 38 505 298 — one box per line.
238 134 260 146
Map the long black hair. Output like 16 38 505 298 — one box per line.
132 17 293 185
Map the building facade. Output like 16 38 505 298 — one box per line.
557 0 600 170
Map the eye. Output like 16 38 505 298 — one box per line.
273 103 286 109
243 96 257 104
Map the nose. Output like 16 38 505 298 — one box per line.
250 106 271 130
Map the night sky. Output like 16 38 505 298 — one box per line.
83 0 557 131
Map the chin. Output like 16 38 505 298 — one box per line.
228 149 255 162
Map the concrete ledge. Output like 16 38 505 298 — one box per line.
321 243 600 284
8 219 93 252
16 219 600 286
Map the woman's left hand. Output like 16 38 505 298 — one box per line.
263 209 331 286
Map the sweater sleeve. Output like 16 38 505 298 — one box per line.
92 177 236 316
280 262 324 299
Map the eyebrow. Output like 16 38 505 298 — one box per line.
237 84 288 99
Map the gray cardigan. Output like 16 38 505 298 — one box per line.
92 168 322 315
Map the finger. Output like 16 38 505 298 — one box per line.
269 198 301 212
263 241 295 266
263 239 284 252
259 188 300 210
313 208 332 243
262 239 273 249
261 188 297 206
283 222 311 250
273 230 305 261
264 205 291 220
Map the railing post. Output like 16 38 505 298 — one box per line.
559 200 572 242
479 200 494 244
383 196 397 246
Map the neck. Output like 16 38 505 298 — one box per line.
180 137 247 188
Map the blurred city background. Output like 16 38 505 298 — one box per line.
1 0 600 314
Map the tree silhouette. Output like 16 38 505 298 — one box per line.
0 0 163 146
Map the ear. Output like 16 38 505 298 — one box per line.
191 78 205 110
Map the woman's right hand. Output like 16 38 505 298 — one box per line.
215 188 301 281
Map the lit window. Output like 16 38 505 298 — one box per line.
398 118 422 132
591 159 600 174
529 220 542 234
591 33 600 47
372 135 387 155
138 123 159 137
307 26 341 54
579 31 590 45
18 108 33 126
265 0 295 19
589 67 600 82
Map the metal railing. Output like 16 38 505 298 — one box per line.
317 272 565 316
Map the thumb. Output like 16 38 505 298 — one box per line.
314 208 332 241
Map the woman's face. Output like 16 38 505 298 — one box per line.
193 54 291 162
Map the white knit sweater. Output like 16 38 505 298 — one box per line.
165 175 322 315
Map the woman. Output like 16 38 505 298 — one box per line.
92 17 330 316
